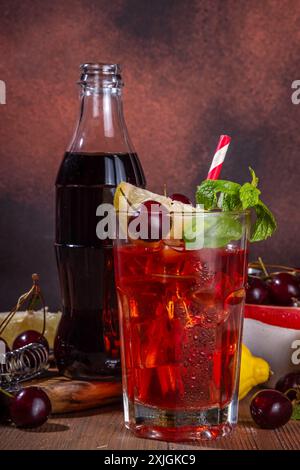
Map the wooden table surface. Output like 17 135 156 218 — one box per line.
1 399 299 450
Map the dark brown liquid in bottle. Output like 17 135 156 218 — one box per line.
55 151 145 379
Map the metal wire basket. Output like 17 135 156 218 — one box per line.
0 342 49 388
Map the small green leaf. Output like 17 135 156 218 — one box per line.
291 403 300 420
249 166 259 187
239 182 261 209
251 200 277 242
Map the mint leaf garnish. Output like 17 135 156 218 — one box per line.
195 167 277 244
240 182 261 209
195 180 218 210
220 193 242 211
250 200 277 242
196 180 241 210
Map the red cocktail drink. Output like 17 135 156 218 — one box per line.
115 203 249 441
115 208 249 441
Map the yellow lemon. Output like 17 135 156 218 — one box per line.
239 344 270 400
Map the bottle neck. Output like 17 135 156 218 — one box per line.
68 70 135 155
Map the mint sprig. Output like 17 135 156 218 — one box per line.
196 179 241 211
196 167 277 243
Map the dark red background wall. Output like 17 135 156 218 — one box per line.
0 0 299 309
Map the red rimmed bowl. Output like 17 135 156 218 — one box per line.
243 303 300 387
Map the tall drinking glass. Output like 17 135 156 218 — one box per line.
114 209 250 441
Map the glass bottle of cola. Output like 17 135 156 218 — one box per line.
54 63 146 379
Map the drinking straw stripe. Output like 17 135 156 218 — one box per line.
207 135 231 180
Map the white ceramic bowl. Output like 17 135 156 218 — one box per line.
243 304 300 387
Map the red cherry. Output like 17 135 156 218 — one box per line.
276 372 300 401
268 272 300 306
246 276 270 305
170 193 192 205
136 200 169 241
13 330 49 352
250 389 292 429
9 387 51 428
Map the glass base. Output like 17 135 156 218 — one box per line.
124 397 237 442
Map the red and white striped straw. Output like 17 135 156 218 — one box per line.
206 135 231 180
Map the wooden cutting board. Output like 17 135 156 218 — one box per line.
25 374 123 414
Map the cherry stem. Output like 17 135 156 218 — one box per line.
258 257 269 278
0 286 35 336
163 184 167 197
0 273 46 337
0 387 14 399
249 262 300 274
